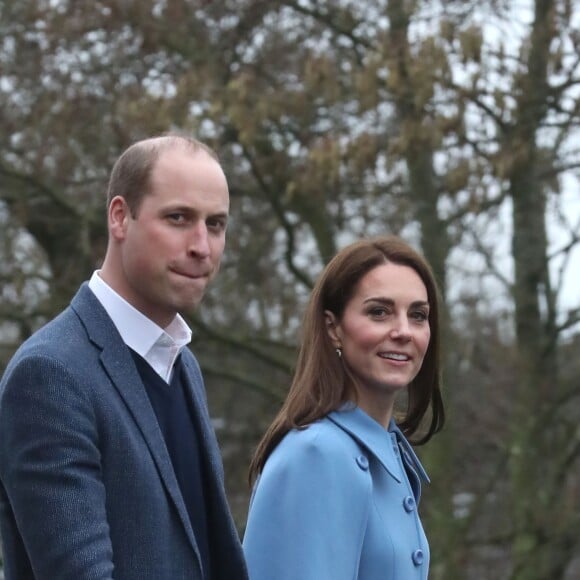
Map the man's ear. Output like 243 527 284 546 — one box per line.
108 196 130 241
324 310 341 345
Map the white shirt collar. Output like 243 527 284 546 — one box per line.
88 271 192 382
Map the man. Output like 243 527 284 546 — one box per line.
0 135 249 579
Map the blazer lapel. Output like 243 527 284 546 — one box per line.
70 285 199 556
181 353 247 572
180 353 227 498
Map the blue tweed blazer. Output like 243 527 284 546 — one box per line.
0 284 248 580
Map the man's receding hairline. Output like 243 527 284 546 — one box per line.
137 135 218 162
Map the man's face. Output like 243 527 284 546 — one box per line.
110 148 229 327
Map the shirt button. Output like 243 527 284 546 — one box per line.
403 496 416 512
356 455 369 470
412 549 424 566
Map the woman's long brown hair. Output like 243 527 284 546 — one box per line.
248 236 445 486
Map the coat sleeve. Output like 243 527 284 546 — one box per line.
0 354 115 580
243 425 371 580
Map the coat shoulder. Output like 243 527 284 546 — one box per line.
244 417 373 580
264 418 372 489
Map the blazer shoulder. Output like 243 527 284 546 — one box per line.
3 309 80 370
1 285 119 393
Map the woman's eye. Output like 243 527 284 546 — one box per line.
369 307 388 317
411 310 429 322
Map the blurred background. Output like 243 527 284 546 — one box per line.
0 0 579 578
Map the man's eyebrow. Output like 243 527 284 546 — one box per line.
161 206 229 219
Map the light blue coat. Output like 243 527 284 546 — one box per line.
243 406 430 580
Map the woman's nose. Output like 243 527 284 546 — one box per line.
389 316 412 341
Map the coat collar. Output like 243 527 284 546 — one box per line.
328 405 430 493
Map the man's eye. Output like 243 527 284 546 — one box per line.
207 218 227 231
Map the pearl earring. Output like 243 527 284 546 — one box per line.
335 347 342 358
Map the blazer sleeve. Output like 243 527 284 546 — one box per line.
242 425 371 580
0 354 114 580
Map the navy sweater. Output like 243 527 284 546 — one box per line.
130 351 211 579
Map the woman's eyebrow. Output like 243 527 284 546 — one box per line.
363 297 430 308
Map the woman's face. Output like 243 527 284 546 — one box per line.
326 262 431 424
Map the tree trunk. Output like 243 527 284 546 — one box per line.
385 2 459 578
506 1 560 577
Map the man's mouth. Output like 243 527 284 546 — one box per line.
171 268 210 279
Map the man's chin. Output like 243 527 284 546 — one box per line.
176 293 206 314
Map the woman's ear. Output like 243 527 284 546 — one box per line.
324 310 341 345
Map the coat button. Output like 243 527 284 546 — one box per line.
412 549 424 566
356 455 369 470
403 496 416 512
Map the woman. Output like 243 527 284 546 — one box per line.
243 235 445 580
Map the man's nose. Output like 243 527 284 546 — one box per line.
188 222 210 258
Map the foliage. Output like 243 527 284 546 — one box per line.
1 0 579 577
